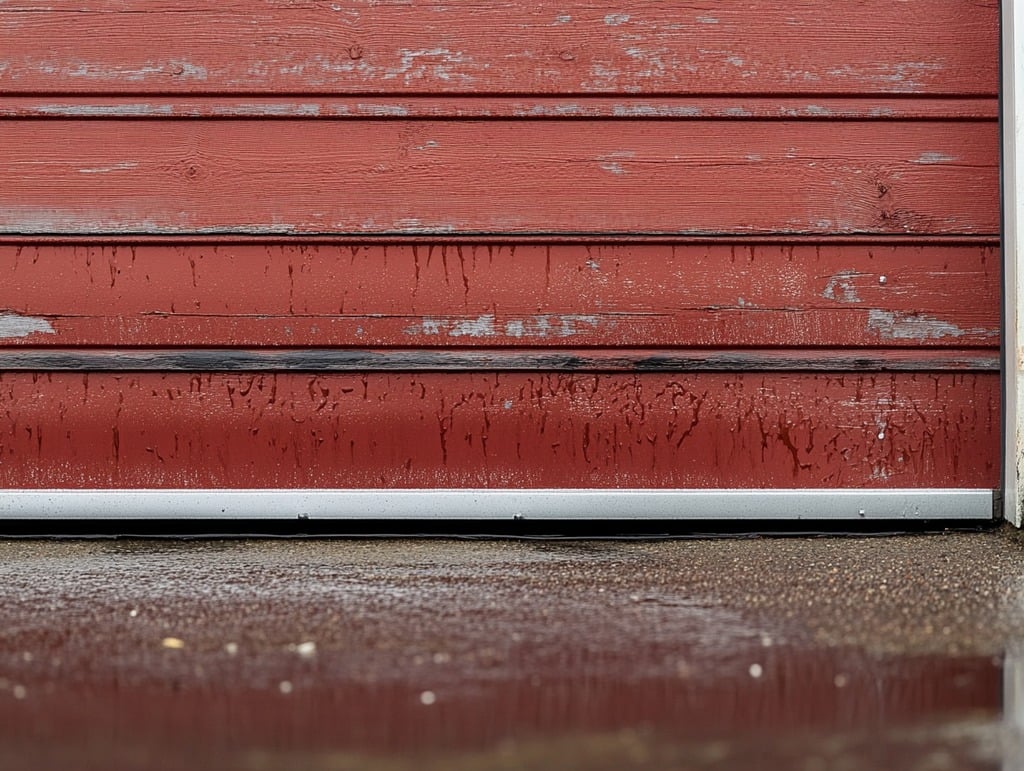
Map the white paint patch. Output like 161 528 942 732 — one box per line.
612 104 701 117
405 315 601 339
78 162 139 174
450 315 497 338
172 61 208 80
621 45 675 81
604 13 630 25
32 103 174 117
413 140 439 151
404 315 496 338
505 315 601 338
696 16 719 24
555 13 572 24
596 151 635 176
390 48 477 86
515 103 583 117
781 69 821 82
825 61 943 92
803 104 831 116
0 205 300 235
357 103 409 116
212 103 321 117
866 310 997 340
912 151 957 165
391 218 454 234
821 271 863 304
0 314 54 339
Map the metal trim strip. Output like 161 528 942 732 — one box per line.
0 489 994 520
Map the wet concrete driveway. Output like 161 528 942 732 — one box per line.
3 528 1024 770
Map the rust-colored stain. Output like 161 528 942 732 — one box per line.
0 0 1001 499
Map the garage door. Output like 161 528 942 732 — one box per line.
0 1 1001 520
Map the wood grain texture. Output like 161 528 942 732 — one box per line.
0 1 997 95
0 120 998 236
0 372 999 489
0 96 1000 120
0 348 999 373
0 244 998 347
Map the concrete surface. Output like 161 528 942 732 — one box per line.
2 527 1024 769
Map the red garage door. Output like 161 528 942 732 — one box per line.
0 1 1000 520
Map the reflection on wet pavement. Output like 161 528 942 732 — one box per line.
1 530 1024 769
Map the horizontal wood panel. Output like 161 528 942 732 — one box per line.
0 348 999 373
0 96 1001 121
0 1 997 95
0 244 998 347
0 373 997 489
0 120 999 236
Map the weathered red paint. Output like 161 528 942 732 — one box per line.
0 1 1001 499
0 373 998 489
0 120 998 236
0 1 997 95
0 243 998 348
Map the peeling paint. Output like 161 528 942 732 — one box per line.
356 103 409 116
78 162 138 174
404 315 496 338
389 47 477 86
31 59 209 83
405 315 602 339
912 151 957 165
825 61 943 92
0 206 299 235
866 310 997 341
696 16 719 24
0 314 54 339
211 103 321 117
611 104 701 117
604 13 630 25
514 103 583 117
596 150 635 176
31 103 174 117
822 271 863 304
390 218 455 234
170 61 208 81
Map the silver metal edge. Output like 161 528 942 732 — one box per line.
0 489 995 520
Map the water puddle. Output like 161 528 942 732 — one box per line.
0 534 1020 769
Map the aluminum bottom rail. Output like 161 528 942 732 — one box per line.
0 489 995 520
